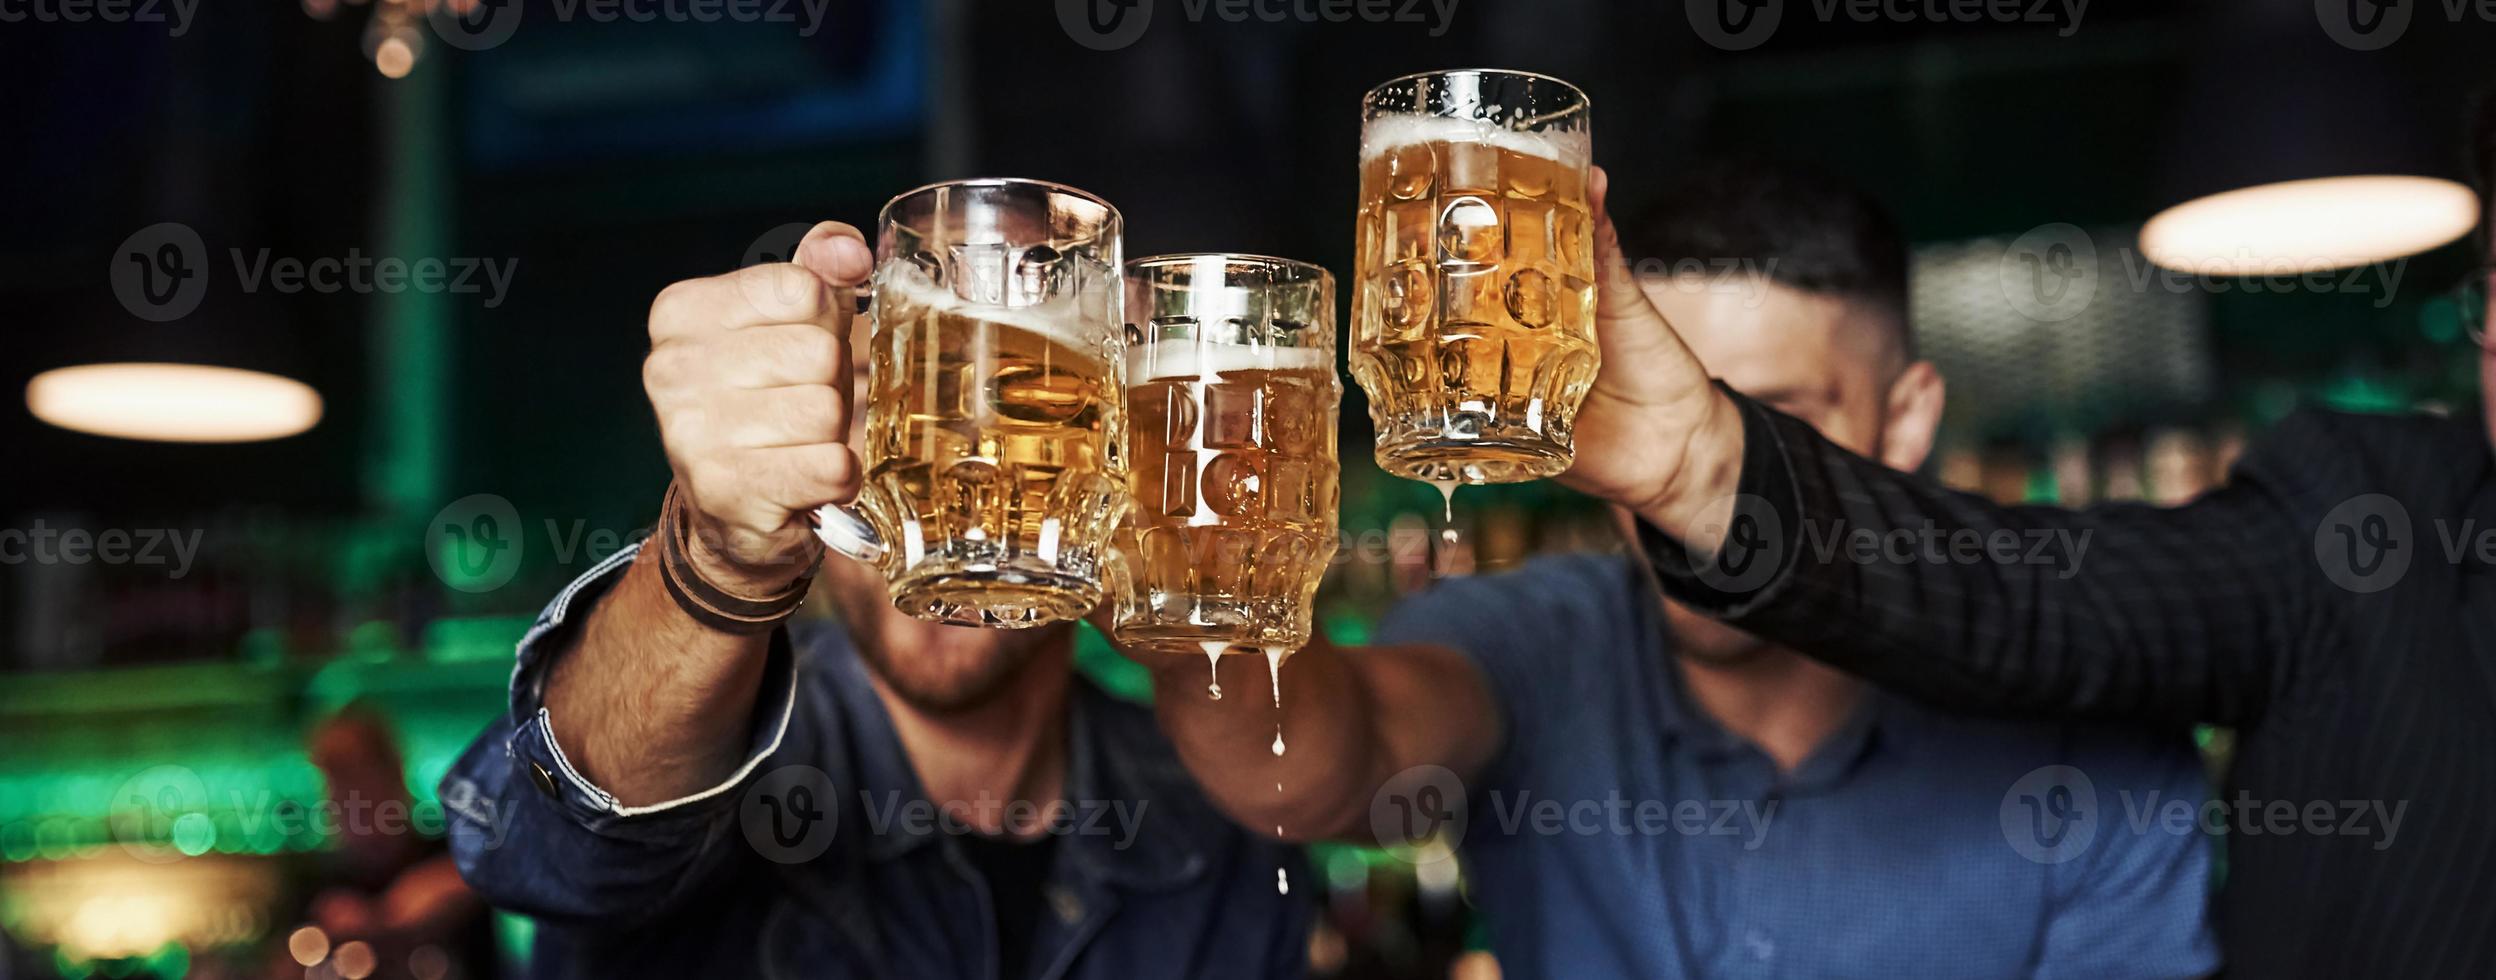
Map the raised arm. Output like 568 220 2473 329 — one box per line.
1563 168 2319 727
442 223 871 921
545 221 870 802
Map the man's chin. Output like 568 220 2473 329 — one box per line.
852 617 1065 714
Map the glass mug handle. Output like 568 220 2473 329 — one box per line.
806 284 889 565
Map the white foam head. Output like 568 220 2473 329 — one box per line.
1126 343 1331 384
880 263 1111 359
1360 113 1588 166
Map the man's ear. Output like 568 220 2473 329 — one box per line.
1877 360 1945 473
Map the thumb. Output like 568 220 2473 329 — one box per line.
793 221 875 290
1587 167 1702 386
1592 166 1653 328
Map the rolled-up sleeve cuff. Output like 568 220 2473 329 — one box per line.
501 539 801 832
1636 384 1810 618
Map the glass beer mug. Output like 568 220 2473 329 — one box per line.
1110 254 1341 654
1350 69 1598 485
812 178 1129 628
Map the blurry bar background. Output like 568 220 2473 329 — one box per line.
1 2 2490 977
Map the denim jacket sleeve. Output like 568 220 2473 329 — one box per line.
437 539 811 926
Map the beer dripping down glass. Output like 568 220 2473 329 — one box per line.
811 178 1130 629
1110 254 1342 655
1351 69 1597 485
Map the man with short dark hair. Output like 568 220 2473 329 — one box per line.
1544 99 2496 975
1140 160 2219 978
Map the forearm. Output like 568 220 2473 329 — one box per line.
1145 638 1493 842
543 550 773 806
1618 383 1750 560
1631 391 2307 723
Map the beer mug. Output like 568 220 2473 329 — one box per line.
1110 254 1341 653
811 178 1129 628
1350 69 1597 485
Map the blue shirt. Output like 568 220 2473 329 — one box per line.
439 543 1308 979
1374 553 2219 979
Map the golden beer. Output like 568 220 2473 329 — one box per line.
834 179 1127 628
1351 70 1597 485
1111 255 1340 652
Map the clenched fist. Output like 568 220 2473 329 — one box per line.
643 221 876 594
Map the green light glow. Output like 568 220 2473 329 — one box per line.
170 812 215 856
1072 622 1150 703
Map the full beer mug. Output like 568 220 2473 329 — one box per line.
812 178 1129 628
1110 254 1341 653
1350 69 1598 485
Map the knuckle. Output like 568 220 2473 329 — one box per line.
641 345 686 393
780 390 836 441
658 402 713 455
648 279 709 336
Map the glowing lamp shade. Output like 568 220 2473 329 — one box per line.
2139 176 2481 277
27 362 323 443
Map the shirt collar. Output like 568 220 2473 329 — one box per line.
1638 560 1890 789
801 624 1213 892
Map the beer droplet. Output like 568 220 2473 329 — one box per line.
1199 640 1227 701
1438 197 1502 264
1263 645 1288 712
1504 268 1555 327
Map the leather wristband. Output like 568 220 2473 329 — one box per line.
652 483 812 635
